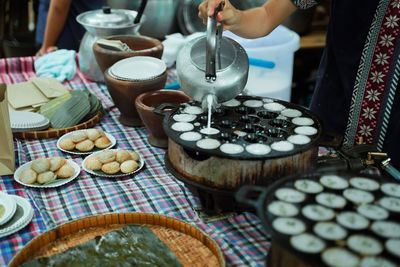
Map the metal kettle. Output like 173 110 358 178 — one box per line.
176 3 249 106
76 6 144 82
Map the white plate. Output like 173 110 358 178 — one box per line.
0 192 17 226
10 111 50 132
57 130 117 155
109 56 166 81
0 195 34 238
82 149 145 178
14 159 81 188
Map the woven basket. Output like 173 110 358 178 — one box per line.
9 212 226 267
13 112 102 140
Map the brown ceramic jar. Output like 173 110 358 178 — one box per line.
135 90 191 148
104 69 168 127
93 35 164 75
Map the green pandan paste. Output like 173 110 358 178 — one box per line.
22 225 182 267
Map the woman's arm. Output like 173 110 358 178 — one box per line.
37 0 72 55
199 0 298 39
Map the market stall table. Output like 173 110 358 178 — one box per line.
0 56 269 266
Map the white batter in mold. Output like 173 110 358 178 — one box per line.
287 134 311 145
275 188 306 203
349 177 380 191
294 179 323 194
336 211 370 230
179 131 202 142
281 108 302 118
245 143 271 155
263 102 286 112
272 217 306 235
381 183 400 198
173 113 197 122
267 201 299 217
196 138 221 150
183 105 203 115
292 117 314 126
357 204 389 220
302 204 335 221
290 233 325 254
219 143 244 155
171 122 194 132
313 222 348 241
222 99 241 107
320 175 349 190
347 234 383 256
294 126 318 136
243 99 263 108
322 248 360 267
371 221 400 239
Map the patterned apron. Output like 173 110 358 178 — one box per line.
343 0 400 150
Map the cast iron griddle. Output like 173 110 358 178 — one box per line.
163 95 323 160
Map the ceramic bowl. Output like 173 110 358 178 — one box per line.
93 35 164 75
135 90 191 148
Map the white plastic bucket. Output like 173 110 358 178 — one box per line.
224 26 300 101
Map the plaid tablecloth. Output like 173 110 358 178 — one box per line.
0 57 269 267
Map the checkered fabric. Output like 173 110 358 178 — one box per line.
0 56 269 266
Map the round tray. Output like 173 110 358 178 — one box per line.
0 192 17 226
0 195 34 239
9 212 226 267
237 171 400 267
13 111 102 140
57 130 117 155
82 149 145 178
14 159 81 188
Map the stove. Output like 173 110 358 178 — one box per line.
163 95 323 214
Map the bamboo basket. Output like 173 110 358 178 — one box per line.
9 212 225 267
13 111 102 139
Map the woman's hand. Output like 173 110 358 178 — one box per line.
198 0 242 31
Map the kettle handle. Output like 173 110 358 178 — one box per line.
205 2 224 82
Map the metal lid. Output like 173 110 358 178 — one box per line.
108 56 166 81
77 7 134 28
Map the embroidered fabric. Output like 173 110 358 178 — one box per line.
291 0 320 9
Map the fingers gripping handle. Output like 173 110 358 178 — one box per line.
206 1 225 82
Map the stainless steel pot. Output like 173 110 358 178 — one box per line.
76 7 144 82
176 3 249 105
107 0 179 39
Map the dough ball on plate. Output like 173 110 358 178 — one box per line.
37 171 56 184
116 150 131 163
120 160 139 173
86 128 102 141
31 158 50 173
71 131 87 143
59 138 75 151
94 136 112 149
20 168 37 184
75 139 95 152
98 151 115 164
57 164 75 178
85 157 102 171
129 151 140 161
49 157 66 171
101 161 120 174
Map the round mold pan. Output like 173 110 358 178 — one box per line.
163 95 323 160
236 171 400 267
